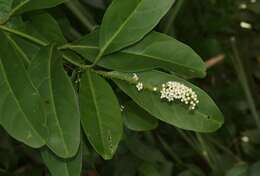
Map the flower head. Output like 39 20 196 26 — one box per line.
136 82 144 91
160 81 199 110
132 73 139 81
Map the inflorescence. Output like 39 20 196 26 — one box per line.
160 81 199 110
133 74 199 110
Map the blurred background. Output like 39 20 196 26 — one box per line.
1 0 260 175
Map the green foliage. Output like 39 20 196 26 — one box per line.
79 70 122 160
29 46 81 158
1 0 259 175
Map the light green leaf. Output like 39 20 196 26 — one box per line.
29 45 80 158
68 31 206 78
113 71 224 132
41 147 82 176
79 70 123 160
0 31 46 148
123 101 158 131
99 0 175 54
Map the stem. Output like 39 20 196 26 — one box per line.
91 49 105 67
62 53 92 69
65 0 96 32
0 25 48 46
93 70 157 92
230 37 260 129
207 138 241 162
163 0 185 34
196 133 215 170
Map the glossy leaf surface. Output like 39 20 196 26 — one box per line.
42 147 82 176
79 70 123 159
123 101 158 131
99 0 175 54
69 31 206 78
114 71 224 132
29 46 80 158
0 31 46 148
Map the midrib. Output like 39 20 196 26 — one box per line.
87 71 106 154
47 45 70 155
101 0 143 52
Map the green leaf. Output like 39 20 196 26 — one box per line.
99 0 175 55
10 34 40 65
29 45 81 158
113 71 224 132
123 101 158 131
13 0 65 14
0 0 13 23
138 162 160 176
41 147 82 176
126 135 166 162
79 70 123 160
68 31 206 78
25 13 66 44
0 31 46 148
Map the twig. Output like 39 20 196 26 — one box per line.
206 54 225 69
230 36 260 129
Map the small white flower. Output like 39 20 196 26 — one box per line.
160 81 199 110
132 73 139 81
153 87 158 92
240 21 252 29
241 136 249 143
136 82 144 91
120 105 125 112
239 3 247 9
251 0 256 3
202 151 208 157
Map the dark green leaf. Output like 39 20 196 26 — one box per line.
99 0 175 54
226 163 248 176
126 135 166 162
0 31 46 148
138 162 160 176
68 31 206 78
114 156 139 176
26 13 66 44
41 147 82 176
123 101 158 131
249 161 260 176
29 45 80 158
14 0 65 14
114 71 224 132
0 0 13 23
79 70 123 160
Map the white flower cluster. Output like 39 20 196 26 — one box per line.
160 81 199 110
136 82 143 91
